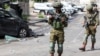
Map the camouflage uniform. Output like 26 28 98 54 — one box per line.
90 1 99 24
79 4 99 51
90 1 99 12
48 2 68 56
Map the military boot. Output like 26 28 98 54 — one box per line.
58 53 62 56
79 43 86 51
91 42 95 50
51 53 54 56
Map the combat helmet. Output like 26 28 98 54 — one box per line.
90 0 97 7
90 0 96 4
86 4 93 11
52 2 63 8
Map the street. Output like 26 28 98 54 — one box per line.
0 12 100 56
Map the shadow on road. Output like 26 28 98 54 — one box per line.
86 48 100 52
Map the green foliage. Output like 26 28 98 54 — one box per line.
22 15 29 21
4 3 10 9
38 13 44 18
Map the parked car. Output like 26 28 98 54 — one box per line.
33 2 54 15
0 8 30 38
46 9 70 22
70 3 78 13
74 5 85 12
61 8 72 19
61 1 76 15
62 7 74 15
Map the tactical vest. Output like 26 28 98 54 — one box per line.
52 13 64 30
85 14 96 25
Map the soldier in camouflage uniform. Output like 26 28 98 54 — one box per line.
48 2 68 56
79 4 99 51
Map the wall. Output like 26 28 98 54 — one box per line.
19 0 29 15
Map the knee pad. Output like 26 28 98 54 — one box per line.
50 42 55 48
50 42 55 53
91 34 96 43
58 44 63 54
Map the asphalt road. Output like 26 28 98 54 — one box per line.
0 12 100 56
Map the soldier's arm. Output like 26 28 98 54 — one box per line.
61 14 68 27
83 16 87 27
48 15 54 25
95 11 99 26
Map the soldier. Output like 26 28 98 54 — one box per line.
48 2 68 56
79 4 99 51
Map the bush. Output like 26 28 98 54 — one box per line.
22 15 29 21
38 13 44 18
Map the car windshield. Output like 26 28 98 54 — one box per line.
0 10 4 16
8 11 19 18
0 10 11 17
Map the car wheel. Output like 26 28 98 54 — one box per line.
18 28 27 38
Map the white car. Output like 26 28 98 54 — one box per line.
62 7 72 15
33 2 54 15
61 1 75 15
62 6 75 16
74 5 85 12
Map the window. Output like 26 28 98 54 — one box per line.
0 10 11 17
0 10 5 17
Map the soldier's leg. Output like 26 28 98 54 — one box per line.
91 34 96 50
79 33 90 51
91 29 96 50
57 43 63 56
83 34 90 44
57 33 64 56
50 42 55 56
50 33 56 56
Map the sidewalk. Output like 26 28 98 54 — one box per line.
28 10 47 24
28 12 48 29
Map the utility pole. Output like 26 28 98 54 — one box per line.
19 0 29 15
